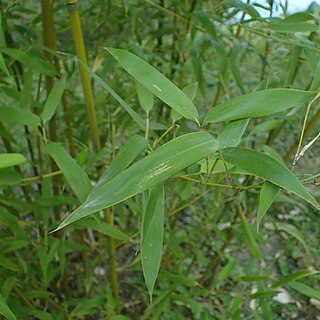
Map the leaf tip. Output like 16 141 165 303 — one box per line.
49 222 66 234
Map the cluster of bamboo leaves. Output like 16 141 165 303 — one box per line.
0 0 319 319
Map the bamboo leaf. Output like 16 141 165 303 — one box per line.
0 106 40 126
136 81 154 112
195 10 218 40
170 83 198 123
230 45 245 94
83 62 146 129
54 132 220 230
77 219 130 241
276 222 310 256
0 294 16 320
205 89 315 123
271 269 318 288
46 143 92 202
265 22 320 33
250 290 279 299
41 76 66 123
241 274 273 282
251 119 283 133
240 213 262 259
224 0 260 17
217 259 236 282
1 48 56 76
141 183 165 299
257 181 280 231
107 48 199 123
221 148 319 209
289 281 320 301
94 135 147 189
0 153 27 169
218 119 249 148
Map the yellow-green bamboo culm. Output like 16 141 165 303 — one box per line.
66 0 100 151
66 0 120 311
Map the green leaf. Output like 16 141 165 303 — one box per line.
95 135 147 190
241 274 273 282
0 208 26 238
271 269 318 288
228 296 243 317
41 76 66 123
0 106 40 126
107 48 199 123
0 153 27 169
0 294 16 320
221 148 319 209
310 60 320 91
141 183 164 299
257 181 279 231
283 12 314 23
250 290 279 299
276 222 310 256
230 45 245 94
217 259 236 282
195 10 218 40
265 22 320 33
251 119 282 133
83 63 145 129
136 81 154 112
240 213 262 259
46 143 91 202
77 218 129 241
1 48 56 76
218 119 249 148
171 83 198 123
55 132 220 230
0 168 21 185
289 281 320 301
224 0 260 17
205 89 315 123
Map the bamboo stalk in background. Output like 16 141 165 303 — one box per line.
66 0 120 311
41 0 60 222
66 0 100 151
41 0 75 156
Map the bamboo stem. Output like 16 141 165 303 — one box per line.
41 0 60 222
66 0 120 309
66 0 100 151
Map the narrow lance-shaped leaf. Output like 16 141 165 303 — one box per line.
46 143 92 202
95 135 147 189
205 89 316 123
271 269 318 288
241 274 273 282
257 181 280 231
54 132 220 231
41 75 67 123
81 61 145 129
276 222 311 257
221 148 319 209
240 212 262 259
0 107 40 127
289 281 320 301
0 294 16 320
107 48 199 123
265 22 320 33
141 183 164 300
76 218 130 241
0 153 27 169
171 82 198 123
218 118 250 148
136 81 154 112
